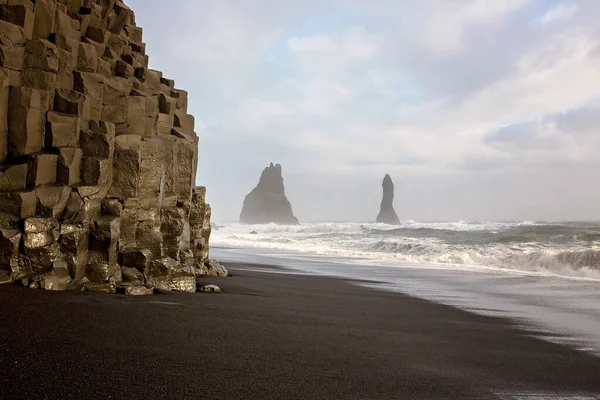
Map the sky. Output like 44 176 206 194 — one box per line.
128 0 600 222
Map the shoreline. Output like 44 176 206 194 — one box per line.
211 243 600 284
1 261 600 399
213 246 600 355
209 220 600 284
210 244 600 283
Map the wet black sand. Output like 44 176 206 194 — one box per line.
1 262 600 399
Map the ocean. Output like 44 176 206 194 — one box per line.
211 220 600 280
211 220 600 355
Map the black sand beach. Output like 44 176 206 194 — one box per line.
1 262 600 400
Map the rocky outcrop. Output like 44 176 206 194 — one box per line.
240 163 298 225
376 174 400 225
200 259 228 277
0 0 220 294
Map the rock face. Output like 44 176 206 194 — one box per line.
376 174 400 225
202 259 228 277
240 163 298 225
0 0 220 294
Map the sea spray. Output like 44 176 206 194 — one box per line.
211 221 600 280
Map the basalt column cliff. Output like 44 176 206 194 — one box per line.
376 174 400 225
0 0 221 294
240 163 299 225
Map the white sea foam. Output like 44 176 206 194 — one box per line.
211 221 600 281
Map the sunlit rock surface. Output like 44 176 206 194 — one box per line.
376 174 400 225
200 259 228 277
199 284 220 294
0 0 223 294
240 163 299 225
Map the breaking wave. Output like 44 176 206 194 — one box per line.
210 221 600 280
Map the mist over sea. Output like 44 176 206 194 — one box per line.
211 220 600 281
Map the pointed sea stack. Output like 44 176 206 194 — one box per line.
240 163 299 225
376 174 400 225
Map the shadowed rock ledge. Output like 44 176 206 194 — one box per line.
240 163 299 225
0 0 225 294
376 174 400 225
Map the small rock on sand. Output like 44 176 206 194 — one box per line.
199 284 221 294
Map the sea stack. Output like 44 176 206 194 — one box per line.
0 0 221 294
376 174 400 225
240 163 299 225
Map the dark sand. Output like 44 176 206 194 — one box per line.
1 262 600 400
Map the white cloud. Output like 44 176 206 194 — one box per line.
422 0 531 54
485 103 600 164
453 33 600 129
239 99 288 130
367 68 401 87
541 3 578 25
371 31 600 173
167 2 283 65
288 35 337 54
300 81 351 114
287 26 381 61
127 0 600 221
340 27 381 59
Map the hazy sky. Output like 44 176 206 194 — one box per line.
128 0 600 222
